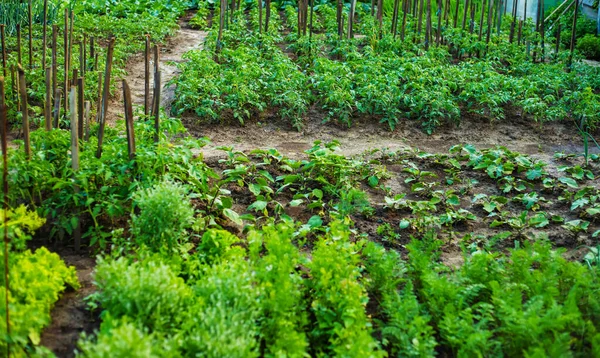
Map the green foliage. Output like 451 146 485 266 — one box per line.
78 317 180 358
308 222 385 357
90 256 193 332
1 246 79 356
577 34 600 61
131 180 195 252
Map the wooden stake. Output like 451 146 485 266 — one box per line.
96 39 115 159
45 67 52 131
52 88 62 128
77 77 84 139
81 36 86 79
90 37 95 71
42 0 49 69
69 86 81 253
122 80 136 161
517 19 523 45
84 101 91 141
453 0 460 28
18 66 30 160
486 0 493 44
52 25 58 98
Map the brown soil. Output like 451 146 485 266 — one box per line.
39 247 98 358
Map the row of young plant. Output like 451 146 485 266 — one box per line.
174 2 600 133
75 161 600 356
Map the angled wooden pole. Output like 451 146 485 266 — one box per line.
152 71 162 143
52 25 58 99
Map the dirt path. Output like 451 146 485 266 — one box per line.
106 16 208 123
40 250 97 358
188 107 599 175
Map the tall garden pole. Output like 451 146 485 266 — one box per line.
42 0 49 68
28 0 33 69
18 66 30 160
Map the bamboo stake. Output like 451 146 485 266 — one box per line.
42 0 49 69
18 66 30 160
0 26 6 78
68 9 74 77
69 86 80 253
337 0 344 38
122 80 136 161
309 0 314 40
95 71 101 124
152 72 161 143
45 67 52 131
77 77 84 139
52 88 62 128
96 38 115 159
0 76 10 358
28 0 33 69
84 101 90 141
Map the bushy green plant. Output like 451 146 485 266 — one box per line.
90 256 193 332
577 34 600 61
131 180 195 251
77 317 180 358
